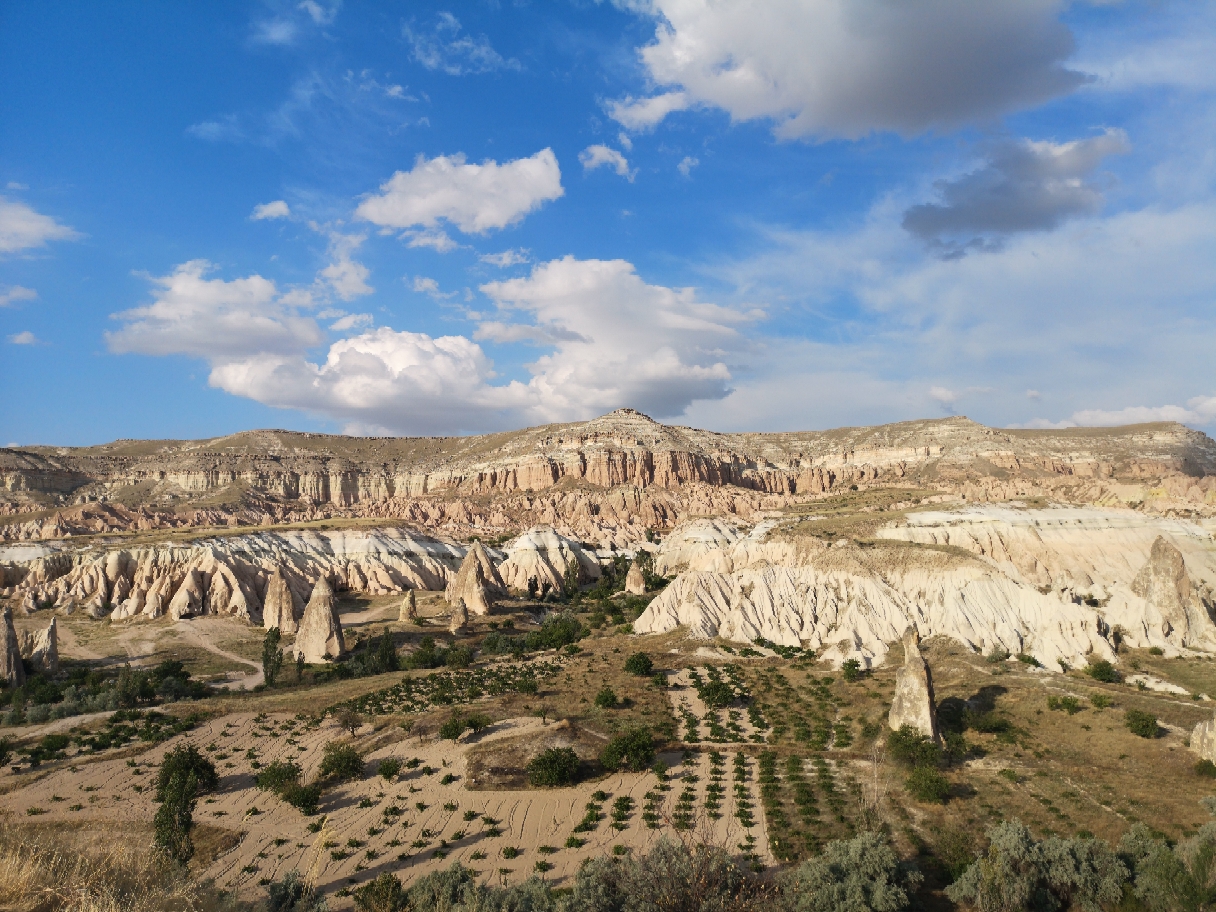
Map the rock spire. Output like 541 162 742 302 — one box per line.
262 566 300 635
293 577 345 663
1 606 25 688
888 628 939 742
400 589 417 623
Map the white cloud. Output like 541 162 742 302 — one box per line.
1020 396 1216 430
1026 389 1041 400
328 312 373 331
411 276 456 299
319 233 373 301
405 228 460 253
405 12 519 76
0 197 80 254
106 260 324 360
617 133 633 152
903 129 1129 255
356 149 564 234
929 386 959 405
251 200 292 221
480 249 530 268
187 115 244 143
0 286 37 307
6 182 28 191
298 0 340 26
252 18 299 45
608 92 689 131
615 0 1083 139
677 156 699 177
579 145 635 181
7 331 38 345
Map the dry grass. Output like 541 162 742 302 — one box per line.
0 823 243 912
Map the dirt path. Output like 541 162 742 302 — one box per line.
174 620 264 691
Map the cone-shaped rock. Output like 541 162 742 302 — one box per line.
1 606 25 688
21 616 58 675
1193 713 1216 763
624 563 646 595
293 576 345 663
1132 536 1212 646
449 597 468 635
888 628 939 742
262 566 301 636
400 589 417 623
446 541 505 616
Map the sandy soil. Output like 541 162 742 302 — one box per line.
2 711 773 907
668 666 764 745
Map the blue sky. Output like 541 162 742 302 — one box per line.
2 0 1214 444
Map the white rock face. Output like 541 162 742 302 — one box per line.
400 589 417 623
10 528 463 626
20 616 58 674
654 518 744 575
293 577 345 663
450 598 469 634
262 565 301 635
1 606 24 687
889 629 939 741
1193 715 1216 763
497 525 600 593
446 541 506 615
633 506 1216 670
624 563 646 595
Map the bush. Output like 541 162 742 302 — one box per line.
842 659 862 682
784 832 922 912
1086 660 1122 684
699 680 735 709
1148 646 1164 656
444 645 473 669
1196 760 1216 779
527 747 580 787
156 744 218 802
600 727 655 772
378 758 403 780
1125 709 1159 738
887 725 941 768
281 783 322 815
355 872 406 912
624 652 654 676
594 687 618 709
566 838 749 912
153 769 197 865
319 742 364 781
256 759 303 794
906 766 951 803
440 716 468 740
266 869 329 912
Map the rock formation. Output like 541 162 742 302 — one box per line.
445 541 505 615
888 628 939 742
1131 536 1214 648
1 606 24 688
624 562 646 595
20 617 57 674
400 589 417 623
1193 713 1216 763
262 566 300 635
449 598 468 634
293 577 345 663
498 526 600 593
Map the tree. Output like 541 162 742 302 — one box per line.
624 652 654 676
600 727 655 772
699 681 735 709
319 742 364 781
905 766 950 803
1125 709 1159 739
887 725 942 769
785 832 922 912
266 870 330 912
527 747 580 787
156 743 218 801
296 651 306 683
336 708 364 737
595 687 618 709
562 559 581 601
153 768 197 865
842 659 863 683
263 627 285 688
372 629 399 675
1122 821 1216 912
355 873 406 912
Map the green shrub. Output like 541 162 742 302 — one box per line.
378 758 403 780
354 872 406 912
1125 709 1158 738
1086 660 1121 684
256 760 303 794
280 783 322 815
905 767 950 803
594 687 618 709
784 832 922 912
153 768 197 865
262 628 285 688
527 747 580 787
319 742 364 781
266 869 328 912
651 672 667 689
624 653 654 676
156 744 218 802
887 725 941 768
1195 759 1216 779
1016 654 1042 668
841 659 862 682
440 716 467 740
699 680 735 709
1148 646 1164 656
1090 694 1114 710
600 727 655 772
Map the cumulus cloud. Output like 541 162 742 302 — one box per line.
356 149 564 234
411 276 455 299
8 331 38 345
328 312 372 331
106 260 324 360
614 0 1084 139
405 228 460 253
0 286 37 307
579 145 635 181
902 129 1129 254
929 386 959 405
405 12 518 76
0 197 80 254
319 233 373 301
480 249 530 268
251 200 292 220
677 156 698 177
1020 396 1216 430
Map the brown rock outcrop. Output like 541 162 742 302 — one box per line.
449 598 468 634
888 628 939 742
293 577 345 663
400 589 417 623
1 607 25 688
624 562 646 595
20 617 58 674
1132 536 1215 647
262 566 301 635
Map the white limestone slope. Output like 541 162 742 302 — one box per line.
496 525 601 592
635 506 1216 670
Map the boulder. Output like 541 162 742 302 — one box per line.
20 617 58 674
400 589 417 623
293 577 345 663
449 598 468 635
625 562 646 595
888 628 940 742
445 541 505 616
1 607 25 688
1193 714 1216 763
262 566 301 635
